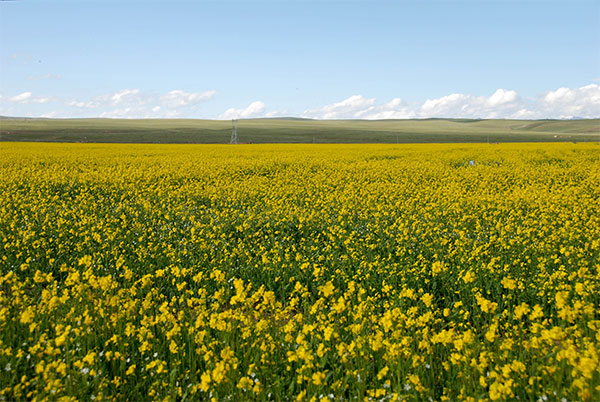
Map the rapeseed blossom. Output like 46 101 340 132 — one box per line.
0 142 598 401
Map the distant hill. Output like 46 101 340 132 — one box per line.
0 117 598 144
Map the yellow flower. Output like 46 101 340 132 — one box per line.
169 340 179 354
78 255 92 267
333 296 346 314
54 325 71 347
126 364 136 376
319 281 335 298
555 291 569 309
501 277 516 290
476 294 498 314
237 376 254 390
377 366 389 380
514 303 530 320
312 371 326 386
421 293 433 308
19 307 35 325
485 323 498 343
200 372 211 391
431 261 445 275
82 352 96 366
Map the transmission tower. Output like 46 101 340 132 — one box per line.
230 119 238 144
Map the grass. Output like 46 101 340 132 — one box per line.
0 117 598 143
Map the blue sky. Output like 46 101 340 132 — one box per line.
1 0 598 119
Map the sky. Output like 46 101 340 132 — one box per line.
0 0 599 120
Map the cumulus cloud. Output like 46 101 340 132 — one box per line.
160 90 217 108
303 96 419 119
302 95 415 119
62 90 147 114
99 107 178 119
539 84 600 119
302 84 599 120
362 98 418 119
302 95 374 119
67 100 96 108
218 101 266 119
0 88 216 118
265 109 289 118
487 89 518 106
420 89 522 118
62 88 218 118
109 89 141 106
1 84 598 119
10 92 32 103
7 92 52 104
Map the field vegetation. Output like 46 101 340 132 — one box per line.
1 118 598 143
1 142 599 401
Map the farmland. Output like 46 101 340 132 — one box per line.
1 142 599 401
1 117 599 144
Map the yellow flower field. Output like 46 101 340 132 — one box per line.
1 142 599 401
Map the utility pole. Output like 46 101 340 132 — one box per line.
230 119 238 144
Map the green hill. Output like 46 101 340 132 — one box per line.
0 117 598 143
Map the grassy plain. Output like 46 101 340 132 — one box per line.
1 117 598 143
1 142 599 401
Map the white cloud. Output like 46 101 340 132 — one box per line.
265 109 288 118
421 93 468 115
512 108 537 119
65 92 138 109
302 95 375 119
67 100 96 108
539 84 600 119
7 92 53 104
1 84 598 120
62 88 217 118
99 107 181 119
487 89 519 106
109 89 141 106
362 98 417 119
420 89 522 118
418 85 599 119
10 92 32 103
219 101 266 119
303 85 598 120
32 97 51 104
160 90 217 108
302 96 418 120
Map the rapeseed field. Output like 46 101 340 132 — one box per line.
0 142 599 401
